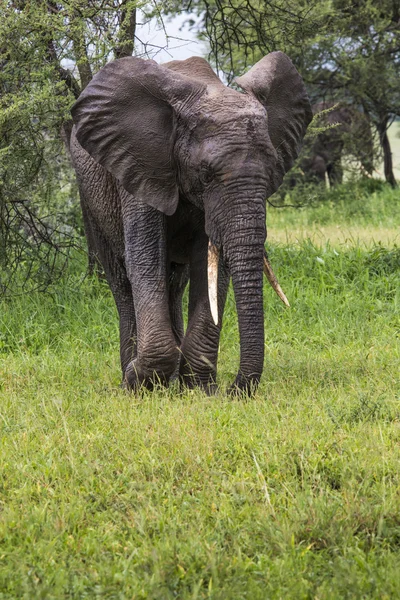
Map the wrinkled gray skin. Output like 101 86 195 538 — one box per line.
70 52 312 395
300 103 374 186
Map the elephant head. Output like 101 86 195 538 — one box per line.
72 52 311 393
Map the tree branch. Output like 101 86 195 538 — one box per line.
46 40 81 99
115 2 137 59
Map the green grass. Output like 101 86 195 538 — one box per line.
270 179 400 227
268 180 400 246
1 185 400 598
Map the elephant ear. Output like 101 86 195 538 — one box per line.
71 57 205 215
235 51 312 191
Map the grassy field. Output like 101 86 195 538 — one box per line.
268 180 400 247
0 183 399 598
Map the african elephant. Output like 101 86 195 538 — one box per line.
70 52 312 394
299 102 374 186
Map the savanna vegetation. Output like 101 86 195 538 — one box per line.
1 0 400 597
1 183 399 598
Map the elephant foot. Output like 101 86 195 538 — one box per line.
179 365 218 396
169 354 183 383
179 375 218 396
124 352 178 392
178 347 219 395
227 372 261 397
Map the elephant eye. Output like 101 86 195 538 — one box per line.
200 162 214 184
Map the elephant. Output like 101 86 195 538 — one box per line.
297 102 374 187
70 51 312 395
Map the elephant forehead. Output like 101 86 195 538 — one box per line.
201 87 266 120
192 95 268 140
195 116 270 155
176 89 272 166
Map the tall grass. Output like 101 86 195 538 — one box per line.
268 181 400 246
0 183 399 598
269 179 400 228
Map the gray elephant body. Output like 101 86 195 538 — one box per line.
70 54 312 394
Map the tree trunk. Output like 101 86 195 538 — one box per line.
378 116 397 188
115 7 137 59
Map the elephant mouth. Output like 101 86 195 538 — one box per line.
207 241 290 325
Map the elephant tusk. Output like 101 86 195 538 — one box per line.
263 250 290 307
208 241 219 326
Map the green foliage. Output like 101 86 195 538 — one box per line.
305 1 400 118
182 0 331 78
0 1 140 293
305 104 341 139
1 189 400 597
1 0 399 295
181 0 400 184
272 175 400 211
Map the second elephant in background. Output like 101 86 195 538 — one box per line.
299 102 374 187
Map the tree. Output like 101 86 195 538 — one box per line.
175 0 330 82
0 1 140 288
176 0 400 186
304 0 400 186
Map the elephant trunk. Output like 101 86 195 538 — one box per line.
223 226 265 394
207 244 289 325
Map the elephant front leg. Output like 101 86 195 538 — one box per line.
179 235 229 394
123 204 179 391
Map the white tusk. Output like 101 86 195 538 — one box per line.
263 251 290 307
208 241 219 325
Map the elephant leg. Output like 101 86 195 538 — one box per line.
179 234 229 394
113 273 137 378
84 211 136 378
169 262 189 347
327 161 343 186
310 155 327 185
168 262 189 380
123 203 179 391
